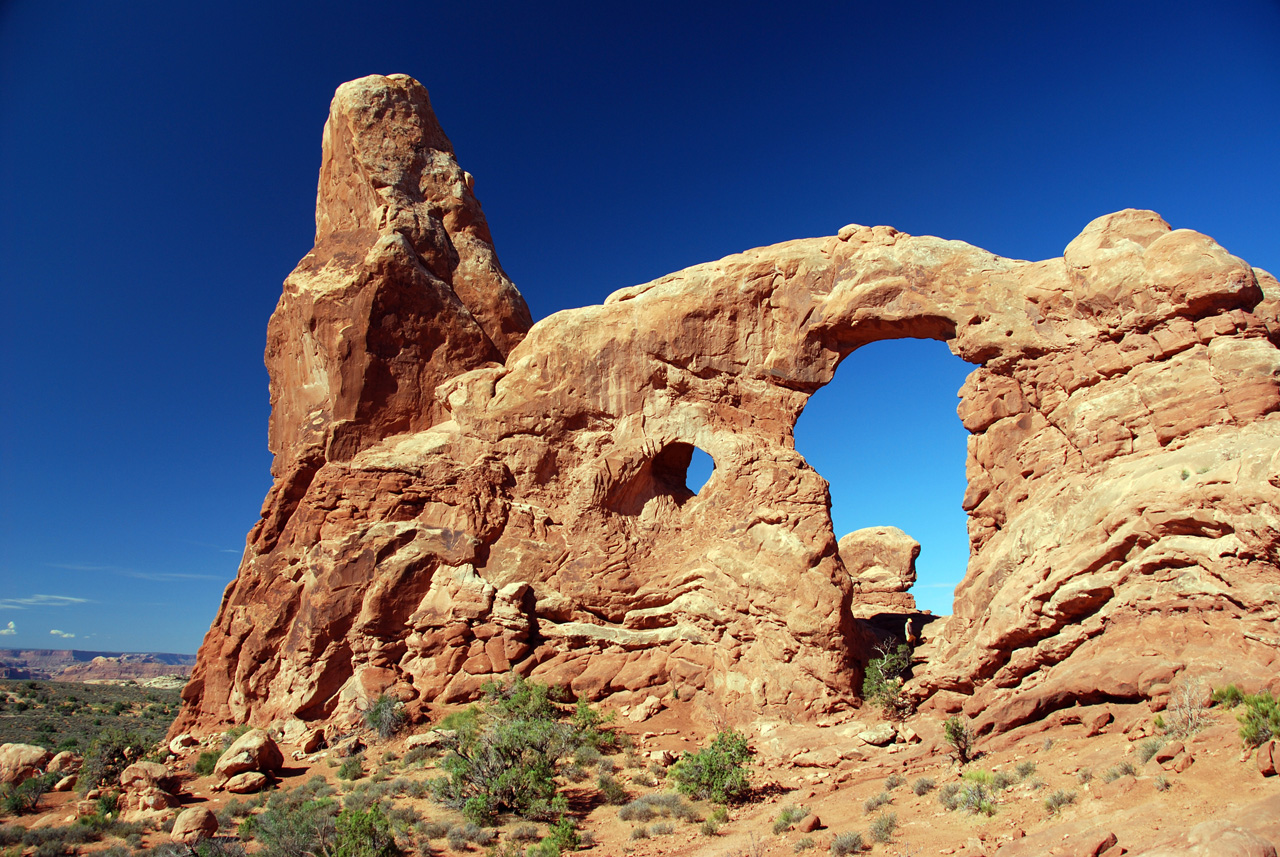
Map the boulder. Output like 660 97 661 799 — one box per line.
171 807 219 845
0 743 52 785
1258 740 1277 777
168 734 199 756
858 723 896 746
223 771 269 794
213 729 283 784
120 761 176 793
52 775 76 792
46 751 79 775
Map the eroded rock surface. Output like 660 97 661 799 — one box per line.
172 74 1280 739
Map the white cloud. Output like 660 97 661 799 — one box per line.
49 629 75 639
0 621 15 635
0 594 90 610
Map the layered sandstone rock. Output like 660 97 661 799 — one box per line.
839 526 919 615
171 74 1280 740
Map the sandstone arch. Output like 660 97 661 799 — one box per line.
172 74 1280 740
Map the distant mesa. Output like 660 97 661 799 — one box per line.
0 649 195 683
171 73 1280 740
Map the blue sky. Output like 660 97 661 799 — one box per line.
1 1 1276 653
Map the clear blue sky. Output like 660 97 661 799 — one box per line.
1 1 1276 653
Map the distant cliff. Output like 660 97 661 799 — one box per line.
0 649 194 682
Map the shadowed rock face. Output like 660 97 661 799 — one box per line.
171 73 1280 739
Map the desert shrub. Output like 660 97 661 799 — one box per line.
1044 789 1076 815
1155 774 1171 791
445 827 467 851
561 762 588 782
831 831 865 855
194 750 221 776
961 769 993 785
596 772 629 805
511 824 540 842
223 725 251 747
330 805 402 857
1015 760 1037 779
572 745 601 767
1237 691 1280 748
960 784 995 816
1076 768 1093 784
1102 761 1136 783
338 753 366 781
569 697 619 753
1042 737 1054 751
772 805 809 834
629 825 650 840
78 727 148 792
1 773 57 815
699 819 719 836
1212 684 1245 708
944 716 975 765
794 836 816 852
364 695 406 741
938 782 962 811
401 746 434 767
0 824 23 846
883 772 904 790
869 811 897 843
992 771 1015 791
617 800 654 823
911 777 934 796
863 791 891 813
544 816 579 852
194 840 248 857
414 820 449 840
862 642 913 718
1138 738 1164 764
1164 678 1210 738
631 769 657 788
240 786 339 857
595 757 615 775
651 821 675 836
669 730 753 803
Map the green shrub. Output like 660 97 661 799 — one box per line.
1138 738 1164 764
364 696 406 741
78 728 147 792
862 643 912 717
1238 692 1280 748
1 774 57 815
1212 684 1245 708
242 786 339 857
960 783 995 816
911 777 934 796
869 811 897 843
772 805 809 834
699 819 719 836
862 792 891 813
194 750 221 776
338 753 366 781
596 773 629 806
223 725 251 747
669 730 753 803
331 805 401 857
944 716 975 765
831 831 865 855
1044 789 1076 815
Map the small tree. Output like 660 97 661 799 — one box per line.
669 730 753 803
1238 691 1280 748
364 695 406 741
943 716 976 765
862 642 913 719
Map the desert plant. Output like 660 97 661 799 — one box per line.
794 837 815 852
511 824 540 842
1138 738 1164 764
245 788 339 857
960 784 995 816
194 750 221 776
364 695 406 741
596 772 629 805
862 642 913 718
943 716 975 765
1044 789 1076 815
1 773 56 815
699 819 719 836
869 811 897 843
991 771 1015 791
1076 767 1093 784
77 728 147 792
1015 760 1036 779
1101 761 1136 783
651 821 675 835
883 772 905 790
911 777 934 796
830 831 865 856
863 791 892 813
772 805 809 834
1212 684 1245 708
629 825 650 840
938 782 962 811
1164 678 1211 738
338 753 366 781
669 730 753 803
331 805 401 857
1237 691 1280 748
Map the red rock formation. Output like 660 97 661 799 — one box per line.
171 74 1280 740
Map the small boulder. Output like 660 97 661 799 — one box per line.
796 815 821 833
125 786 179 812
858 723 896 746
171 807 219 845
53 775 77 792
647 749 676 766
120 761 176 793
1155 741 1184 765
168 734 199 756
224 771 269 794
1258 740 1277 777
0 743 53 785
299 729 325 754
213 729 283 785
627 695 664 723
47 751 80 775
404 730 452 751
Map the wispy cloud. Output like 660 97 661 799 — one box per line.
46 562 221 582
0 621 15 636
49 629 75 639
0 594 90 610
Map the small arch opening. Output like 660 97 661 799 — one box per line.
603 441 717 516
687 447 715 494
794 338 972 616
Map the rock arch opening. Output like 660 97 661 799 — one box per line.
795 338 973 615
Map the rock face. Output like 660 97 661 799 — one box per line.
171 73 1280 739
839 526 919 615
